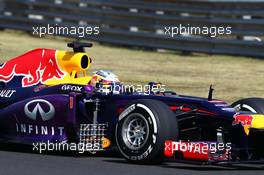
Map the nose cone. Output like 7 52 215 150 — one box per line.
233 114 264 135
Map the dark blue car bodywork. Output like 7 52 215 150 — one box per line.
0 44 263 164
0 77 237 146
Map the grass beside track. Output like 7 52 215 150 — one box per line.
1 30 264 103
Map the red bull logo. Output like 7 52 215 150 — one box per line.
0 49 65 87
232 114 253 126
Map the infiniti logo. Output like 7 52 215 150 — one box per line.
24 99 55 121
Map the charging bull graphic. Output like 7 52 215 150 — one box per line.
233 114 264 135
0 49 65 87
232 114 253 126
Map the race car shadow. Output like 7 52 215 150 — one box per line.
161 164 264 171
0 142 122 158
103 159 264 170
1 143 264 170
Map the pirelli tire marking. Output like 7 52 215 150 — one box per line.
116 103 158 161
234 104 257 113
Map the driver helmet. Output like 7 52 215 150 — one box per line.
91 70 121 94
91 70 119 84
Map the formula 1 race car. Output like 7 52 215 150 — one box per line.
0 42 264 164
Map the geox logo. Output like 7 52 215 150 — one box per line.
24 99 55 121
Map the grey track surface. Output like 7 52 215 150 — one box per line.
0 147 264 175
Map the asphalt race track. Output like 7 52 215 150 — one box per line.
0 144 264 175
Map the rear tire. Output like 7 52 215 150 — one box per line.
115 99 178 164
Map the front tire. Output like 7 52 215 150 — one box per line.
231 98 264 159
115 99 178 164
232 98 264 113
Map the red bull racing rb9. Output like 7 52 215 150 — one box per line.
0 42 264 164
